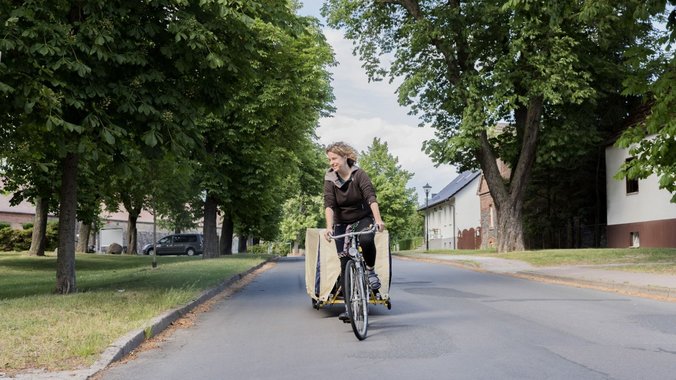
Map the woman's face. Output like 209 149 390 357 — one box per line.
327 151 348 172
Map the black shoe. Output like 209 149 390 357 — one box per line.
338 311 350 323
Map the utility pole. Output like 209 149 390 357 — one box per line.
423 183 432 251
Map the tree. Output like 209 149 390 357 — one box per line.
358 138 418 246
278 142 327 252
616 4 676 201
323 0 663 252
195 7 335 257
0 1 268 292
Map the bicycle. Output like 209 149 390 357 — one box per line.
329 225 386 340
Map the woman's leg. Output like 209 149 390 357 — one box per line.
356 217 376 267
332 224 349 278
355 216 381 290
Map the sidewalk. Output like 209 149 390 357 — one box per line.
397 253 676 301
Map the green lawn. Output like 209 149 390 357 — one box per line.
396 247 676 273
0 252 269 374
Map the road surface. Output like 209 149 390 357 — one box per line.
99 256 676 380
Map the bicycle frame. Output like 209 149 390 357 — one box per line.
330 226 378 340
327 226 390 307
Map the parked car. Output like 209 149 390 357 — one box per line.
142 234 204 256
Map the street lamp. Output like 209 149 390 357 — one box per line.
423 183 432 251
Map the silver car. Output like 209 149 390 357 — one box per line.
142 234 204 256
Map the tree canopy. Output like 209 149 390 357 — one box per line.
0 1 334 291
323 0 671 252
616 5 675 201
358 138 418 245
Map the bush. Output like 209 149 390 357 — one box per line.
45 221 59 250
0 221 60 252
247 244 271 254
398 237 424 251
0 227 32 251
22 222 34 230
271 242 291 256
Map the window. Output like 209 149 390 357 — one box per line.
489 204 495 229
630 232 640 247
625 158 639 194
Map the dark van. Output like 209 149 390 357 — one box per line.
142 234 204 256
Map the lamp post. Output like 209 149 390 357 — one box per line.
423 183 432 251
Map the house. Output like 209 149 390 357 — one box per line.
419 171 482 250
605 139 676 248
0 193 191 252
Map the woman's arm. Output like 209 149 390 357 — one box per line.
370 202 385 232
324 207 334 241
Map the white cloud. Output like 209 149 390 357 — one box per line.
312 16 458 202
316 115 457 203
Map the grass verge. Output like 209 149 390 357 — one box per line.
395 248 676 273
0 252 269 374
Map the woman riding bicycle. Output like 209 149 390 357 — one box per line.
323 142 385 320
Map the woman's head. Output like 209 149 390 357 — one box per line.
325 142 357 169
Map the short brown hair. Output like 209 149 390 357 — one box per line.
325 142 358 167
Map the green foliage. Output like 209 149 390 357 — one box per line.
0 222 10 230
193 11 335 244
398 236 424 251
246 244 270 255
615 6 675 201
278 143 327 247
270 241 293 256
323 0 670 251
1 221 63 253
0 227 31 251
358 138 419 244
45 221 59 250
0 1 335 272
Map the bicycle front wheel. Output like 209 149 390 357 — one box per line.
344 260 368 340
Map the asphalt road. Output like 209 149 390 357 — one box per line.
99 256 676 380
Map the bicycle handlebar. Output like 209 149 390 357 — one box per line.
328 225 377 240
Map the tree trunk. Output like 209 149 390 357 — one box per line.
56 152 79 294
76 221 91 253
202 192 219 258
219 214 233 255
478 96 542 253
238 234 247 253
121 193 143 255
126 213 139 254
90 222 97 252
495 202 525 253
28 196 48 256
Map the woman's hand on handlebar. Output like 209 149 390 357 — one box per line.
324 228 333 242
375 221 385 232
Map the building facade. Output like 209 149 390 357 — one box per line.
420 171 482 250
605 141 676 248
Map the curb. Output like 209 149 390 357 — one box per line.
512 271 676 302
4 257 277 380
395 254 676 303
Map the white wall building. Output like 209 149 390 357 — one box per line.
420 171 482 250
605 140 676 248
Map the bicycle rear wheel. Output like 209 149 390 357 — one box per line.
344 260 368 340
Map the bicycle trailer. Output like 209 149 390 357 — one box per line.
304 228 391 309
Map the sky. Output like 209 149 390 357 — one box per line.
297 2 458 202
